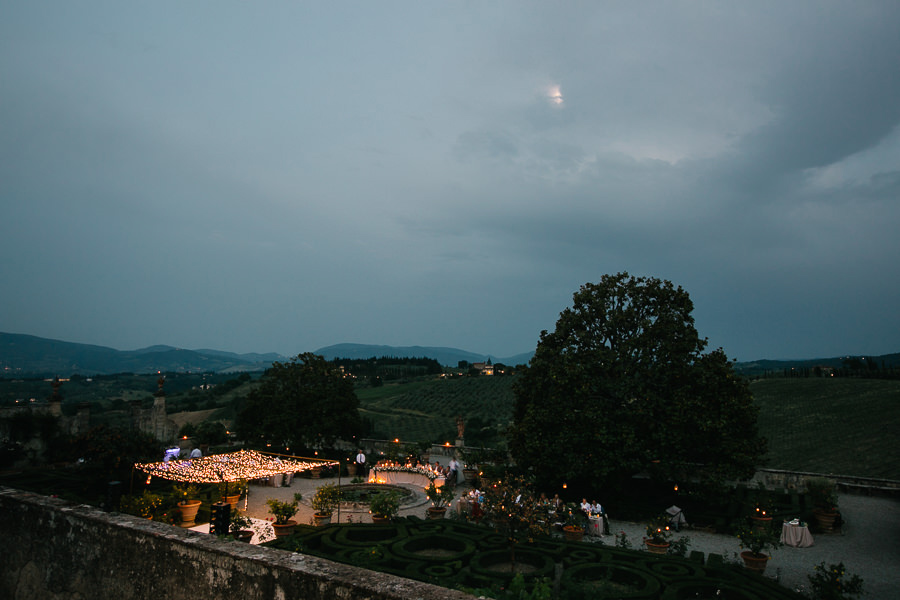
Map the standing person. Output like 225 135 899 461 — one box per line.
355 449 367 479
448 456 460 486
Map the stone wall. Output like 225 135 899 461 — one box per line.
0 487 473 600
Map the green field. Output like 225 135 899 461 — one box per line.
356 376 516 445
356 375 900 480
751 377 900 480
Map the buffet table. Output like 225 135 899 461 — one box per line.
781 522 814 548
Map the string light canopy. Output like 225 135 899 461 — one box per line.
134 449 338 484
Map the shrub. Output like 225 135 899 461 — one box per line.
807 561 864 600
267 492 302 524
311 483 342 516
369 490 401 519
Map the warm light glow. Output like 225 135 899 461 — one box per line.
394 438 399 443
134 449 338 484
674 484 678 491
562 483 567 489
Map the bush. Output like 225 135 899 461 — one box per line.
311 483 342 516
369 490 400 519
807 561 864 600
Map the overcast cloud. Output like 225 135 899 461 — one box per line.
2 2 898 361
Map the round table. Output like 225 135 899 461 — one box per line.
780 522 814 547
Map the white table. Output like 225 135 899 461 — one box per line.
586 515 604 537
781 522 814 548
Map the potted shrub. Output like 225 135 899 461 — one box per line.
737 525 781 574
311 483 342 526
266 492 302 537
643 514 673 554
173 483 202 528
562 503 587 542
369 490 400 523
229 512 255 543
425 482 455 519
807 476 840 532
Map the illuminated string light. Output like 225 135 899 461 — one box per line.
134 449 338 484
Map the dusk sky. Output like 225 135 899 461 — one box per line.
2 2 899 362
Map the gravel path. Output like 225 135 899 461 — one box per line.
236 478 900 599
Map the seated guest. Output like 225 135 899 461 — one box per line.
581 498 591 514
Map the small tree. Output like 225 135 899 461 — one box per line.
369 491 401 519
311 483 342 517
267 493 303 525
480 474 549 571
426 481 456 509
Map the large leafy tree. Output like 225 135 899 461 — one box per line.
236 353 362 450
508 272 765 492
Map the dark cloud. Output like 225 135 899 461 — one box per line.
1 2 898 360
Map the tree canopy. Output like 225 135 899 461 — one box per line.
235 353 362 451
508 272 765 492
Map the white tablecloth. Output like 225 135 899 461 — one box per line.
586 516 604 537
369 469 444 488
781 523 814 548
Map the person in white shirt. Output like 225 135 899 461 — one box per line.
355 450 366 478
448 457 460 485
190 447 202 459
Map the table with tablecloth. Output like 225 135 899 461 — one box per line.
781 522 814 547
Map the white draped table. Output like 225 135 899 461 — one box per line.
781 522 814 548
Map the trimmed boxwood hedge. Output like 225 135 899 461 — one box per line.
264 517 804 599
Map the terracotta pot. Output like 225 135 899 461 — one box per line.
347 463 358 477
427 506 447 520
750 516 773 532
225 495 240 511
234 529 254 543
313 512 332 526
563 525 584 542
740 550 768 574
812 508 839 532
178 500 202 527
644 539 670 554
272 520 296 538
371 514 391 524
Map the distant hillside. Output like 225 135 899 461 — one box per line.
0 333 282 376
734 353 900 376
0 333 533 376
314 343 533 367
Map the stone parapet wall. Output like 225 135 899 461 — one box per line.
0 487 472 600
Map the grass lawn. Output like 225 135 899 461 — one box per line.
752 378 900 479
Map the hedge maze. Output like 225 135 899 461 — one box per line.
265 517 804 599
